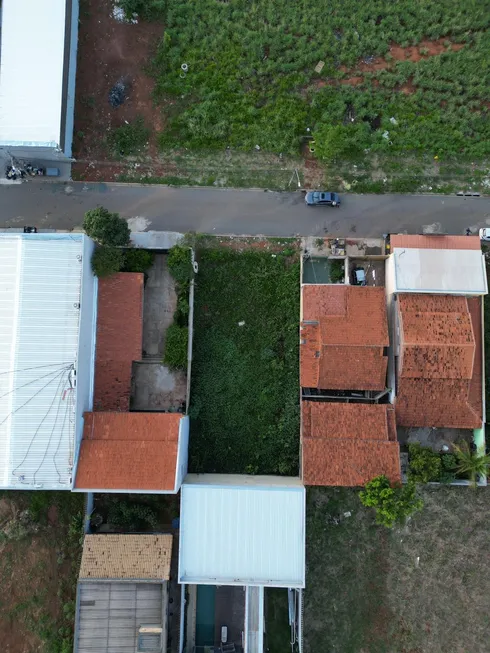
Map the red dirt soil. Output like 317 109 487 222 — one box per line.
73 0 163 165
336 38 465 90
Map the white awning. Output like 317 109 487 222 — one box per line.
0 0 67 147
393 247 488 295
179 474 306 587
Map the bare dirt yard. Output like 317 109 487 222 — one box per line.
0 492 84 653
73 0 163 179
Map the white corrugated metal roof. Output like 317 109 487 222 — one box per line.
179 475 305 587
0 0 67 147
0 235 83 488
393 248 488 295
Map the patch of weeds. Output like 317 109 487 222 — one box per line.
163 324 189 370
108 116 150 156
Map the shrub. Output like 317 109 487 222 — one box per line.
164 324 188 370
108 116 150 156
123 248 155 273
91 246 124 277
359 475 423 528
119 0 166 20
107 499 158 531
167 245 193 286
83 206 130 246
408 443 442 483
330 259 344 283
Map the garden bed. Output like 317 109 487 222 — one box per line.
188 243 300 475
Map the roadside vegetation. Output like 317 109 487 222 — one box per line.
305 486 490 653
188 239 300 475
0 491 84 653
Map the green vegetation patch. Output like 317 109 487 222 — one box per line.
189 246 300 475
148 1 490 159
305 486 490 653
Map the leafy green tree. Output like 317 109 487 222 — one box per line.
167 245 193 286
83 207 130 246
123 249 155 273
453 442 490 487
408 443 442 483
359 475 423 528
91 246 124 278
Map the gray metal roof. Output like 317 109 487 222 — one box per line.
74 581 167 653
0 234 84 488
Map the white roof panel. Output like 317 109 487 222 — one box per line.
393 247 487 295
0 0 67 147
0 235 83 488
179 475 305 587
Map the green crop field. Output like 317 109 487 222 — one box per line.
147 1 490 161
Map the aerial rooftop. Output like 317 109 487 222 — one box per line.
301 402 401 486
300 285 389 390
395 294 483 428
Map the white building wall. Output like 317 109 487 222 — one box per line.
174 416 190 492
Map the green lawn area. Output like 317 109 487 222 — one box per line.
0 491 84 653
305 486 490 653
189 245 300 475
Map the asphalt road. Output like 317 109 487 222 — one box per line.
1 181 490 237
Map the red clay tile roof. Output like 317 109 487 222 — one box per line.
301 402 400 486
75 412 182 491
301 286 388 390
395 294 482 428
390 235 482 250
93 273 144 412
398 294 475 379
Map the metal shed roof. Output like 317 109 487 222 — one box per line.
0 0 68 147
0 234 83 488
179 475 306 587
393 247 488 295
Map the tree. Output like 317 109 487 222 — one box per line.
91 246 124 278
83 207 130 247
359 475 423 528
453 441 490 487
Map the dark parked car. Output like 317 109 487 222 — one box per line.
305 191 341 207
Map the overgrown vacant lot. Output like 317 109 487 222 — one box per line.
0 492 84 653
189 244 300 475
305 487 490 653
152 0 490 159
75 1 490 190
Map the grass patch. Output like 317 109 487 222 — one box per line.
189 245 300 475
265 589 294 653
305 486 490 653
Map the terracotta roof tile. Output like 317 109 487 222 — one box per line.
75 412 182 491
301 286 388 390
396 294 482 428
301 402 400 486
79 534 173 581
390 235 482 250
302 438 401 487
93 273 144 411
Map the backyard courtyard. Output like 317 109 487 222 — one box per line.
305 486 490 653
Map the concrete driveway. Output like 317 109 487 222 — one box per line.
1 181 490 237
